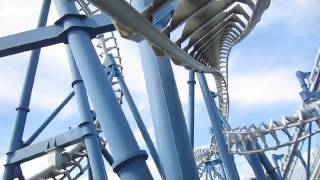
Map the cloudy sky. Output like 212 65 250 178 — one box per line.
0 0 320 179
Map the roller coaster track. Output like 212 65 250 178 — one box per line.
194 49 320 179
3 0 318 179
25 0 271 179
88 0 270 120
194 100 320 161
279 49 320 180
310 146 320 179
76 0 124 104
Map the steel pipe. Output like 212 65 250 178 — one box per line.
3 1 51 179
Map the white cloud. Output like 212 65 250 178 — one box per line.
229 68 300 106
259 0 320 36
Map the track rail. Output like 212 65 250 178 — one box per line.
195 100 320 162
88 0 270 119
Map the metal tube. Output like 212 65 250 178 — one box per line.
108 55 163 176
87 158 94 180
246 142 266 180
256 143 282 180
219 159 227 179
66 46 108 180
307 123 312 180
53 1 152 179
25 91 75 146
197 72 239 180
137 40 199 179
3 1 51 179
101 147 114 165
88 0 220 74
187 70 196 148
130 1 199 178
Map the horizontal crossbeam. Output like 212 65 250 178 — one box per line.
5 125 96 165
0 14 114 57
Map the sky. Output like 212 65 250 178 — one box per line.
0 0 320 179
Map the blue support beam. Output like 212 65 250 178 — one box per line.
87 158 94 180
197 72 240 180
256 144 282 180
53 1 152 179
131 0 199 178
137 41 199 179
188 70 196 148
107 55 163 177
245 142 266 180
66 46 108 180
25 91 75 146
0 14 114 57
101 146 114 165
307 123 312 180
2 1 51 179
7 127 91 165
272 154 284 177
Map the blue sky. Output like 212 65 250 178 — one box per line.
0 0 319 179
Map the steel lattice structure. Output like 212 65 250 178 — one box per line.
0 0 319 180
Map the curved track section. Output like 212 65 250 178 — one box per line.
89 0 270 119
194 100 320 162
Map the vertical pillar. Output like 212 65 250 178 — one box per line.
197 72 240 180
107 55 163 177
187 70 196 148
3 1 51 179
66 46 107 180
136 40 199 179
132 0 199 180
53 1 152 179
307 123 312 180
130 0 198 178
87 158 94 180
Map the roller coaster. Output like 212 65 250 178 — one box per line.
0 0 319 179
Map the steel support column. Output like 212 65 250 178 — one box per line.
137 40 199 179
66 46 107 180
256 144 281 180
245 142 266 180
107 55 163 177
87 158 94 180
132 0 199 180
188 70 196 148
197 72 240 180
307 123 312 180
53 1 152 179
130 0 199 178
3 1 51 179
